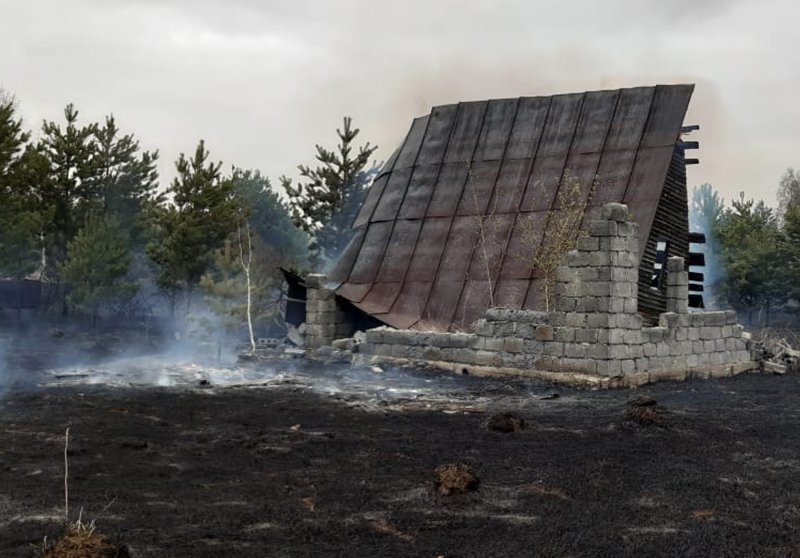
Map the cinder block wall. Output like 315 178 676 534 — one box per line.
304 274 352 348
358 203 756 386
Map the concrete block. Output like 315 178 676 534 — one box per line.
564 343 587 358
556 296 577 312
643 342 657 357
536 325 556 341
587 313 613 328
456 348 477 364
473 319 494 337
543 342 565 357
484 337 504 352
600 203 630 222
587 344 610 359
588 220 619 236
575 328 598 344
700 326 722 340
576 236 600 251
620 359 636 374
449 333 473 348
724 310 738 325
666 257 685 273
575 297 598 313
422 346 442 360
565 312 588 327
503 337 525 353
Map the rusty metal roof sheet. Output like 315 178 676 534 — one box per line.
328 84 694 331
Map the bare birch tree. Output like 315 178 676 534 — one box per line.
519 170 596 311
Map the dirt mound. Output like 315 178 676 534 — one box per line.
433 463 479 495
487 412 526 432
42 530 129 558
625 397 666 426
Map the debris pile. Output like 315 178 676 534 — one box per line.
433 463 479 495
42 527 129 558
752 333 799 375
486 412 526 432
624 396 666 426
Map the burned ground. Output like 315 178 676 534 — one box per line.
2 369 800 557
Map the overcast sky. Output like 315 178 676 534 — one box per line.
1 0 797 204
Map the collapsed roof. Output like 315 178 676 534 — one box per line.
326 84 695 331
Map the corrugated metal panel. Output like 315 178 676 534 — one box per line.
394 116 430 169
398 164 440 219
347 221 393 283
488 158 533 214
456 160 502 216
404 217 450 282
416 105 458 165
505 96 551 159
353 174 389 228
426 162 470 217
474 98 519 161
444 101 488 163
372 167 413 222
330 84 694 332
375 219 422 282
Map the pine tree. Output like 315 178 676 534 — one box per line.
282 117 377 264
92 115 161 250
0 92 42 304
715 193 787 325
38 104 100 301
148 140 237 315
61 215 136 325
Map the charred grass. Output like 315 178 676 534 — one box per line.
2 371 800 556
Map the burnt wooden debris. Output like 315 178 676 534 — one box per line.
326 84 697 331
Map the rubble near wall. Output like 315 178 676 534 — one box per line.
351 203 758 388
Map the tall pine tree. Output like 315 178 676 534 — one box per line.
148 140 238 315
282 117 377 265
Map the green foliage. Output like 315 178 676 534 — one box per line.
714 193 787 322
282 117 377 264
38 104 100 273
61 215 136 320
93 115 161 250
148 140 238 311
230 168 308 270
0 91 41 280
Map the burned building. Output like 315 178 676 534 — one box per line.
294 84 756 385
325 84 697 329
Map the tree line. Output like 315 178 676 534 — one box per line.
691 174 800 326
0 89 376 342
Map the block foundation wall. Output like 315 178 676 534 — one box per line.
304 274 353 348
356 203 757 387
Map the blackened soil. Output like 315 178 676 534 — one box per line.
2 371 800 557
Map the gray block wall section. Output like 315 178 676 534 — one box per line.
311 203 758 387
304 274 352 348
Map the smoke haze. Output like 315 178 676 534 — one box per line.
1 0 797 203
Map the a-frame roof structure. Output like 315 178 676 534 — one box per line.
327 84 694 331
